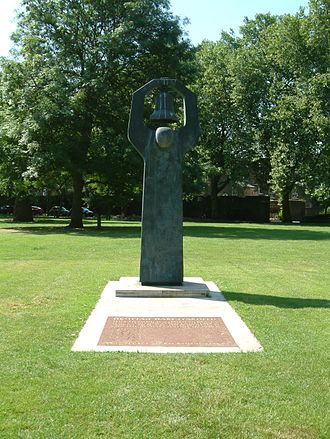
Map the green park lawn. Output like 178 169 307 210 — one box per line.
0 218 329 438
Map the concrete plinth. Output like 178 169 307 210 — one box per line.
116 277 210 297
72 278 263 353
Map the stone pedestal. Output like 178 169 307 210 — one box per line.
71 278 263 353
115 276 210 297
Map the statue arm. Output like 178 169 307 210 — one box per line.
166 79 200 153
127 90 149 157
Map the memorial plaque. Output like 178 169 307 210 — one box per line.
98 316 238 347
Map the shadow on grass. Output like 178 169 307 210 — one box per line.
223 291 330 309
1 221 141 239
1 220 330 241
184 225 330 241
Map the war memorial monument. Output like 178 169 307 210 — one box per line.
72 78 262 353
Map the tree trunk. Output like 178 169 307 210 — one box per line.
97 213 102 229
282 191 292 223
210 175 220 219
69 173 84 228
13 196 33 222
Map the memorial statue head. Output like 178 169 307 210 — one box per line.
155 126 174 148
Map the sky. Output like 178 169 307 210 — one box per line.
0 0 310 56
170 0 309 44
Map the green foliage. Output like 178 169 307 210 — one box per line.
0 0 329 223
193 3 329 221
196 40 238 181
1 0 194 225
0 59 40 197
193 37 257 217
263 9 329 204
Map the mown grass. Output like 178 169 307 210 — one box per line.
0 218 329 438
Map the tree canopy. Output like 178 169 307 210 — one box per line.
194 1 329 221
0 0 329 224
1 0 194 226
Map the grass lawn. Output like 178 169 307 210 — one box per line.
0 218 329 438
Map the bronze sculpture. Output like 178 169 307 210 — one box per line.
128 78 199 285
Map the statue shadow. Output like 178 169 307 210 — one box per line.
223 290 330 309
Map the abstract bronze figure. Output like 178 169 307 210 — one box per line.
128 78 199 285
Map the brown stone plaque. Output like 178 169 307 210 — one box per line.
98 316 237 347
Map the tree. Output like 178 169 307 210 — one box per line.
229 13 281 197
302 0 330 202
0 60 35 221
195 16 276 218
195 38 250 217
10 0 193 227
262 6 329 221
225 8 329 221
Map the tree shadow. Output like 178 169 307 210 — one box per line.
223 291 330 309
1 220 329 241
183 224 330 241
1 221 142 239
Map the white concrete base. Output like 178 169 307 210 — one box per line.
72 278 263 353
116 276 211 297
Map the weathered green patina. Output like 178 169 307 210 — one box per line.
128 78 199 285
